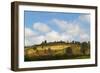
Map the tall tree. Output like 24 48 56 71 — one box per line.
80 42 89 55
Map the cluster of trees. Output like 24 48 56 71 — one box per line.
40 40 90 45
64 41 90 56
30 40 90 56
80 41 90 55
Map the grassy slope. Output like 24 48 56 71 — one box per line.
24 43 90 61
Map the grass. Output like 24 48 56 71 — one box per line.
24 42 90 62
24 54 90 61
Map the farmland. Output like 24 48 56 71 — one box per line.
24 41 90 61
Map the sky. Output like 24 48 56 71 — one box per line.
24 11 90 46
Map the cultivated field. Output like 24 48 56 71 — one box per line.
24 41 90 61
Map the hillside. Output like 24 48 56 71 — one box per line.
24 41 90 61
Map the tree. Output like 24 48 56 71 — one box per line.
80 42 89 55
71 41 75 44
65 47 73 56
32 46 37 50
87 41 90 48
41 40 47 48
44 40 47 44
48 48 52 56
75 41 80 45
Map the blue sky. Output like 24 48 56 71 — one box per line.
24 11 90 46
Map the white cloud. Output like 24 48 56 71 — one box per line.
61 33 73 42
33 22 51 33
25 35 45 46
80 32 90 42
79 14 90 23
25 27 37 37
25 30 73 46
52 18 90 42
25 18 90 46
25 38 33 46
52 19 81 36
45 31 73 42
25 30 90 46
67 24 81 36
45 31 61 42
31 35 45 45
25 27 38 46
53 19 68 30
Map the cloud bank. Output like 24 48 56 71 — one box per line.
25 15 90 46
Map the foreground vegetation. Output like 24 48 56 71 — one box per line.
24 41 90 61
